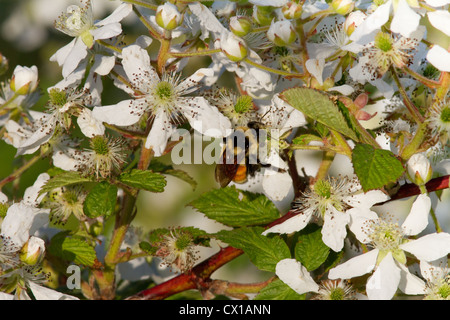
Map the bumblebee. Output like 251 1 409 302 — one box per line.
215 121 266 188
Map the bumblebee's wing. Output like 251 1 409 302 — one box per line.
215 149 240 188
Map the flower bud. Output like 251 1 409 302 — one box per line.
230 16 253 37
344 10 366 36
406 153 433 186
331 0 355 16
267 20 297 46
19 236 45 266
155 3 182 31
219 32 248 62
10 65 38 95
282 2 303 20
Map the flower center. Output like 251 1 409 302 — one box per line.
314 179 332 199
49 88 68 107
374 32 393 52
440 106 450 123
234 95 253 114
90 135 110 156
155 81 174 102
438 281 450 299
368 220 403 252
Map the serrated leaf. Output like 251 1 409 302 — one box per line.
294 224 330 271
39 171 92 196
215 227 290 272
254 279 306 300
48 232 97 267
83 182 117 219
281 87 358 141
119 169 166 193
189 186 280 227
352 143 405 192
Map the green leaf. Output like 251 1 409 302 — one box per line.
215 227 290 272
294 224 330 271
39 171 92 196
48 231 97 267
352 143 405 192
119 169 166 193
83 182 117 219
189 186 280 227
281 87 359 141
254 279 306 300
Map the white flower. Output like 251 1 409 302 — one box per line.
51 1 132 78
263 176 389 252
16 87 96 156
92 44 231 157
275 259 320 295
10 65 39 95
329 217 450 299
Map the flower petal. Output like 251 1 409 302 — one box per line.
1 203 48 247
328 249 379 279
22 172 50 206
427 10 450 36
262 210 313 235
366 253 401 300
398 263 426 295
400 232 450 261
262 171 293 202
348 207 379 243
96 3 132 26
349 0 391 42
61 37 88 79
28 282 79 300
401 194 431 236
77 108 106 138
121 44 157 88
390 0 420 37
275 259 319 295
322 206 350 252
344 190 390 208
427 45 450 72
92 99 143 126
144 110 176 157
180 96 231 137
